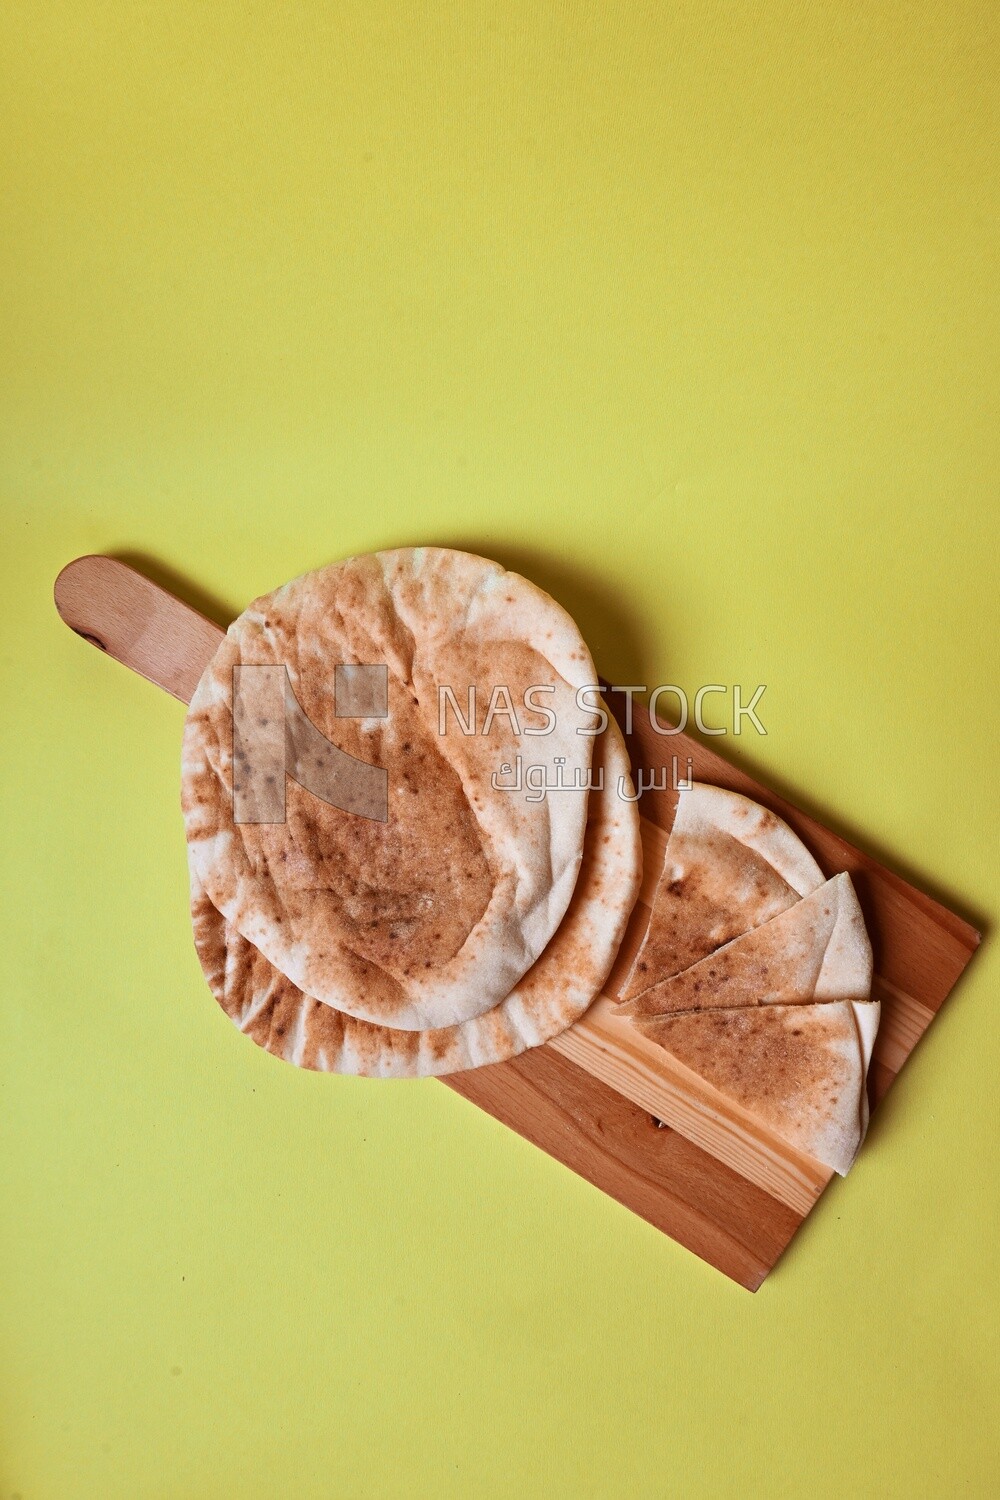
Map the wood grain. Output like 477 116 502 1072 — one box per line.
54 554 224 705
445 1044 803 1292
53 555 981 1289
551 998 830 1215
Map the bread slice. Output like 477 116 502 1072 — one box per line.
619 872 871 1018
620 782 824 1000
636 1000 880 1175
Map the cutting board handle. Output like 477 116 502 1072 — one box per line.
54 555 225 704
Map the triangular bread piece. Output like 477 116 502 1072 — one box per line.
636 1000 880 1175
619 872 871 1018
620 783 824 1000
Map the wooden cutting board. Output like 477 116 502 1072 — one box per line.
54 555 981 1290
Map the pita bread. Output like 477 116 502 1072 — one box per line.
620 783 825 1001
183 548 599 1031
190 719 642 1077
636 1000 880 1175
619 873 872 1018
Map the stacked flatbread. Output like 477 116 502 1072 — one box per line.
182 548 643 1076
616 783 879 1175
180 547 876 1174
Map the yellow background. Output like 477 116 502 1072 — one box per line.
2 4 997 1496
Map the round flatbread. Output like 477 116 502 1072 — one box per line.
190 720 642 1076
182 549 599 1031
